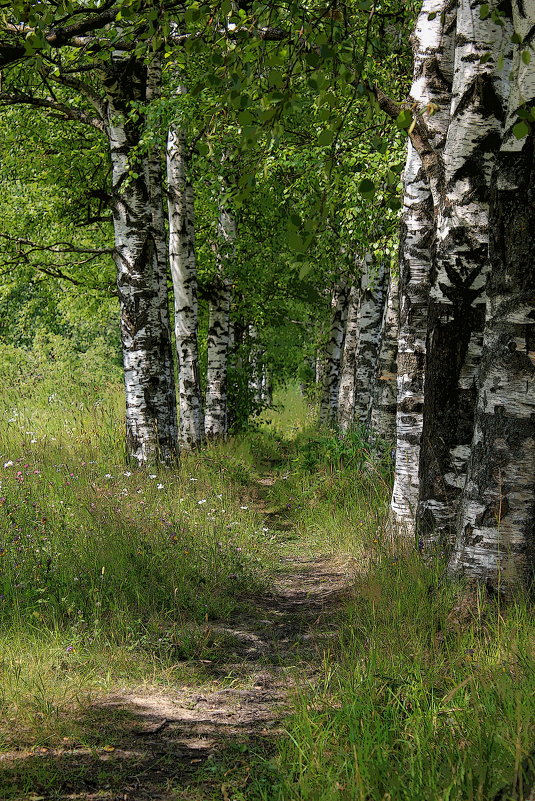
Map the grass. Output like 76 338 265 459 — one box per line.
0 368 533 800
0 372 282 752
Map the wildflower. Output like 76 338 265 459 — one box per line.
123 471 132 477
148 474 157 479
65 645 75 653
157 483 164 490
3 461 13 468
189 477 198 482
104 473 113 479
198 499 207 505
0 548 6 556
240 505 249 510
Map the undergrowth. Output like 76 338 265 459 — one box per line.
0 374 533 801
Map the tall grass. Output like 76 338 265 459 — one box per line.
241 425 535 801
0 362 279 747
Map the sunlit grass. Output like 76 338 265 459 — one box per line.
0 372 533 800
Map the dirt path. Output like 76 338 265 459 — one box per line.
1 478 355 800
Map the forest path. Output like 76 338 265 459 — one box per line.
2 473 356 801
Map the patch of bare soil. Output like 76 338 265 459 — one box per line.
0 480 355 801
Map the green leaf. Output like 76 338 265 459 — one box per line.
522 50 531 65
268 69 283 88
318 129 334 147
427 12 437 20
299 263 313 279
511 32 523 44
358 178 375 197
479 4 490 20
395 110 412 130
387 198 402 211
238 110 253 125
513 120 530 139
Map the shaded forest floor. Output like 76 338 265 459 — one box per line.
0 387 534 801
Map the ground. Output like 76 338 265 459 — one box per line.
0 474 355 801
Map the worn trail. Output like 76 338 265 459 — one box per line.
0 476 354 800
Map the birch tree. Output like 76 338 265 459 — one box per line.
167 90 204 450
102 52 179 465
389 0 457 538
417 0 514 545
353 258 388 427
449 0 535 588
204 201 235 440
319 280 350 426
368 272 399 442
337 282 362 431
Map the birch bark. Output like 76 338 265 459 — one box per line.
337 282 362 431
417 0 514 546
319 280 350 426
167 98 204 450
368 273 399 442
103 53 178 464
204 204 235 440
353 259 388 426
390 0 456 538
449 2 535 588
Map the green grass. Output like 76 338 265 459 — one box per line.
0 369 533 800
0 372 281 750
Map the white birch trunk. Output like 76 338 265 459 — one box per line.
417 0 514 546
248 325 271 405
167 100 204 450
354 259 388 426
337 281 362 432
319 280 350 426
390 0 456 538
449 2 535 588
104 53 178 465
368 273 399 442
204 205 235 440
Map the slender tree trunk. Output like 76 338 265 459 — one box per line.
417 1 514 547
390 0 456 537
204 205 235 440
319 280 350 426
449 5 535 589
353 259 388 426
337 282 362 432
368 273 399 442
167 102 204 450
248 325 270 405
104 53 178 465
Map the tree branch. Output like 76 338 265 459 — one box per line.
370 83 444 194
0 92 105 130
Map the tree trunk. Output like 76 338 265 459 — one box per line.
353 258 388 426
319 280 349 426
337 282 362 432
368 272 399 442
449 5 535 589
390 0 456 538
104 53 178 465
417 1 514 547
204 205 235 440
167 102 204 450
